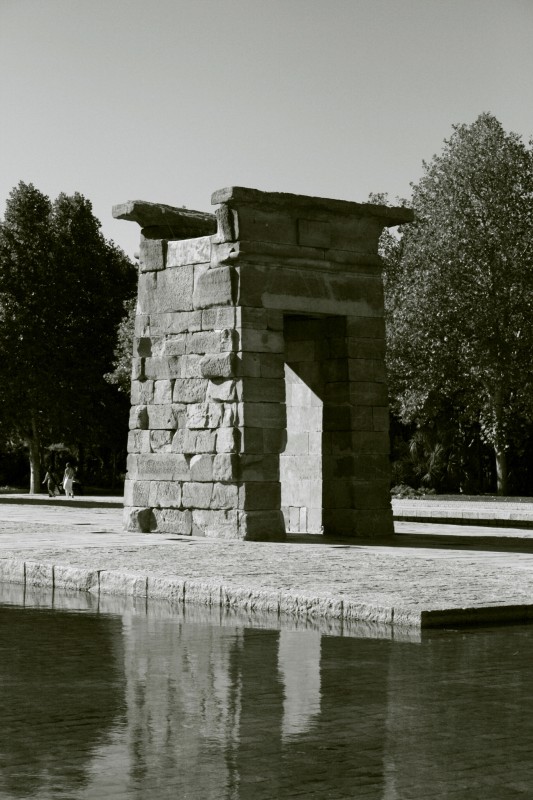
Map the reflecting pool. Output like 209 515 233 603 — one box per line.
1 584 533 799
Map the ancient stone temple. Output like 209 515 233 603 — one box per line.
113 187 412 541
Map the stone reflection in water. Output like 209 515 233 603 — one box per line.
0 605 125 798
3 587 533 799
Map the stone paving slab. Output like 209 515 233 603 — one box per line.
2 495 533 629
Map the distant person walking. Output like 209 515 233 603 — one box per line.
63 463 76 498
42 469 59 497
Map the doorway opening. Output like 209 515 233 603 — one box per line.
280 314 348 534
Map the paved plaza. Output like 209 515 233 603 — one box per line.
2 493 533 629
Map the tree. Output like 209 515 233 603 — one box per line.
0 182 137 492
385 114 533 494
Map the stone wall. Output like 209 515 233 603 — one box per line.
114 188 412 540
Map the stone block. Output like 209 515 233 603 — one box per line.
346 316 386 340
131 379 154 405
135 314 150 337
236 206 297 246
242 402 286 429
238 510 286 541
186 328 237 354
99 570 148 596
147 404 184 430
349 381 388 406
149 310 202 335
23 561 53 588
137 266 194 314
179 354 204 378
216 428 241 453
172 429 216 454
182 481 213 509
351 430 390 454
123 506 156 532
348 337 386 360
352 480 391 509
166 236 211 267
241 377 285 403
153 379 174 404
129 405 148 430
322 358 348 383
323 480 353 508
140 237 166 272
207 378 237 402
150 430 173 452
190 454 214 481
298 218 331 248
186 402 223 429
352 454 391 480
211 482 239 509
191 509 241 539
240 482 281 510
162 336 187 356
199 352 236 379
132 356 144 379
147 575 186 600
152 508 192 535
351 509 394 538
124 479 151 507
144 356 183 380
0 558 25 584
150 478 186 511
201 306 237 329
241 328 284 353
127 429 151 453
127 453 190 481
283 431 309 455
372 407 390 431
173 378 208 403
53 566 99 592
240 454 279 481
213 453 240 481
193 266 236 309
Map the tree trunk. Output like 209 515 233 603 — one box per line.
495 447 508 496
492 387 508 496
27 414 41 494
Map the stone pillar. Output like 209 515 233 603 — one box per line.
113 189 412 540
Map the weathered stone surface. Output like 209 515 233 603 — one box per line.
129 405 148 430
124 479 151 507
25 561 54 587
213 453 240 481
172 378 208 403
147 404 184 430
153 508 192 534
201 306 236 329
131 379 155 405
216 427 241 454
207 378 237 402
172 429 216 454
148 480 182 507
192 509 240 539
240 482 281 510
190 454 214 482
0 558 25 584
152 379 173 404
238 510 286 541
127 453 190 481
127 429 151 453
167 236 211 267
139 237 166 272
123 506 156 532
182 481 213 509
112 200 217 238
150 430 173 452
186 402 223 429
199 352 236 379
99 570 147 596
193 266 235 309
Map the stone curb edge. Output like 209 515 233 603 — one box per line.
2 558 533 630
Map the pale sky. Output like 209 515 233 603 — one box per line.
1 0 532 258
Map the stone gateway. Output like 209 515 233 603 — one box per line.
113 187 412 540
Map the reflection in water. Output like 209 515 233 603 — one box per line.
1 586 533 799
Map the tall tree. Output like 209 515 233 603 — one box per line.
385 114 533 494
0 182 136 492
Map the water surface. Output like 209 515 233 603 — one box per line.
1 585 532 799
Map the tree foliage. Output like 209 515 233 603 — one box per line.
384 114 533 494
0 182 137 491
